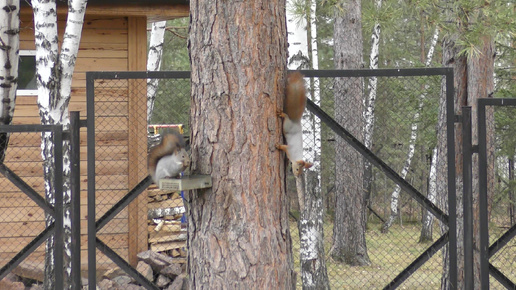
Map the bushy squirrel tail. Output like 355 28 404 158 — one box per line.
285 71 306 123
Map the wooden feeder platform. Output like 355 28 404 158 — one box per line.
158 175 212 191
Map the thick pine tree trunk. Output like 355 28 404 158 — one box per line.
187 0 294 288
147 20 166 123
330 0 370 266
32 0 86 288
0 0 19 162
467 35 495 289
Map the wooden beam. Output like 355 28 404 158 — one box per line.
20 4 189 22
127 16 149 267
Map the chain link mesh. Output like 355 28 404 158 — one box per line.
1 72 513 289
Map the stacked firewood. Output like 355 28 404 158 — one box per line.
147 186 187 260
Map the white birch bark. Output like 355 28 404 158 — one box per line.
287 0 308 211
419 26 441 241
363 0 382 150
0 0 19 162
32 0 87 288
363 0 382 211
303 0 321 173
288 1 328 288
287 0 308 69
420 147 438 241
382 26 439 233
147 21 166 123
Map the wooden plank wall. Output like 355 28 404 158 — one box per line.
0 11 146 272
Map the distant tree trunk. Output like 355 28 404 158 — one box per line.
420 147 437 242
187 0 294 288
330 0 370 266
286 0 308 70
363 0 382 204
298 171 329 290
287 4 328 288
32 0 87 288
0 0 19 162
147 20 166 123
509 158 515 226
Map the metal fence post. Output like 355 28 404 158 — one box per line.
462 106 474 289
70 111 82 289
86 72 97 290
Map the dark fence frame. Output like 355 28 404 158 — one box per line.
0 124 65 288
85 68 457 289
478 98 516 289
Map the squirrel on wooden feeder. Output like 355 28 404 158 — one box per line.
148 130 191 183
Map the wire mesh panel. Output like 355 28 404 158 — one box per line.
478 100 516 288
0 126 64 289
291 71 452 289
86 70 459 289
87 72 191 289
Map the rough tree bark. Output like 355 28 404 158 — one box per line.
147 20 166 123
32 0 87 288
187 0 295 288
0 0 19 162
330 0 370 266
438 3 495 288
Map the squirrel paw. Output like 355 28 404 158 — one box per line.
276 144 288 152
277 110 287 118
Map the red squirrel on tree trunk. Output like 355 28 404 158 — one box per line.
277 71 312 176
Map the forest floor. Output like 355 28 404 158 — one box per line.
290 219 515 289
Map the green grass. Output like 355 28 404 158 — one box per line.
291 220 516 289
291 221 460 289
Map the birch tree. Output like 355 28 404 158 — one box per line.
32 0 87 288
0 0 19 162
330 0 370 266
287 1 328 288
363 0 382 202
382 26 439 233
147 20 166 123
187 0 294 287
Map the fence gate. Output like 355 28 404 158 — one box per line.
477 98 516 289
301 69 457 289
84 69 460 289
0 124 65 288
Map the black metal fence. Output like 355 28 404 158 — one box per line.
0 124 66 288
2 69 514 289
85 69 459 289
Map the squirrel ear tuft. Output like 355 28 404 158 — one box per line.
304 162 313 169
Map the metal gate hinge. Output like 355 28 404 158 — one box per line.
454 114 462 123
472 145 479 153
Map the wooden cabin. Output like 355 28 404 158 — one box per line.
0 0 188 280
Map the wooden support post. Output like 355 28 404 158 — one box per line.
127 16 148 266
